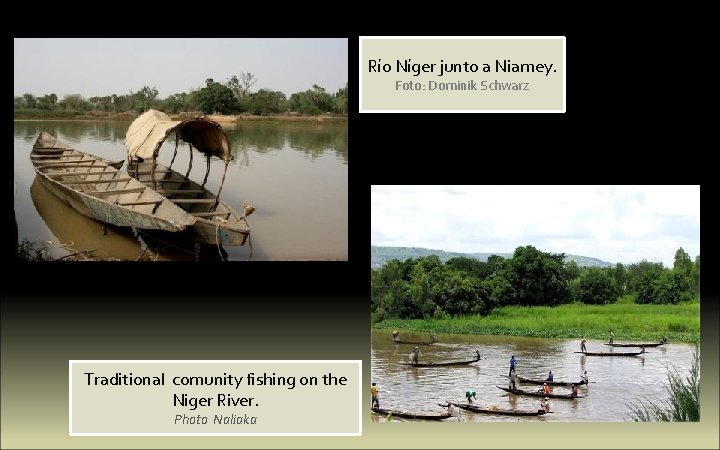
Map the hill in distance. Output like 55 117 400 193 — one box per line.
371 246 614 269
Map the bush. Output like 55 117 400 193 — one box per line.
433 306 450 320
17 239 53 261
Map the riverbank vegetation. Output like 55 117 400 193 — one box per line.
629 349 700 421
374 296 699 343
14 73 348 119
372 245 700 343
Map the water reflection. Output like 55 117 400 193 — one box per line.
227 122 348 164
29 176 196 261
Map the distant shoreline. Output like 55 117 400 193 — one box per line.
14 112 348 123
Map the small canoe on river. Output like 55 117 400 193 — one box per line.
575 348 645 356
391 331 437 345
516 376 587 387
605 342 665 348
401 355 480 367
497 386 584 399
372 407 451 420
443 401 547 416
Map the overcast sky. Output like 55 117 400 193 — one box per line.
14 38 347 99
371 185 700 267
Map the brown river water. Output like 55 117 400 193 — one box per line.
371 330 698 422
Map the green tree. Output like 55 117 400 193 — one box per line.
225 74 257 112
371 255 498 321
288 84 335 115
564 260 581 282
37 94 56 110
130 86 159 112
162 93 194 114
613 263 627 297
486 254 506 274
23 93 37 109
446 257 488 281
636 270 691 305
577 267 618 305
248 89 287 115
410 267 435 319
505 245 570 306
690 255 700 294
626 260 665 294
673 247 693 277
195 78 237 114
480 270 516 308
59 94 90 111
371 258 414 322
334 83 348 114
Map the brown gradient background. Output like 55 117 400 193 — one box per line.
1 292 718 449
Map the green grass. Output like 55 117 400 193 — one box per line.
374 296 700 344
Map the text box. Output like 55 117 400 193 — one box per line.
70 360 361 436
360 36 565 113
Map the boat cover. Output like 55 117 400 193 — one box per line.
125 109 232 161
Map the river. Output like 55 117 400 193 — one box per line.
371 329 698 422
13 120 347 261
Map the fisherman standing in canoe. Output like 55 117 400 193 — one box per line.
581 370 588 385
508 355 517 376
371 382 380 409
540 397 550 413
580 336 587 353
509 369 518 390
410 346 420 364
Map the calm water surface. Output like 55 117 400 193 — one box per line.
13 120 348 261
371 330 698 422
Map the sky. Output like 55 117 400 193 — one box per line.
371 185 700 267
14 38 347 99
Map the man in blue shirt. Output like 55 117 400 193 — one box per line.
465 388 476 403
509 355 517 376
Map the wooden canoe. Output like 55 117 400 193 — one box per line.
128 159 250 246
30 132 195 232
605 342 665 347
372 407 451 420
401 356 480 367
446 401 547 416
516 376 587 387
497 386 583 399
575 349 645 356
392 336 438 345
125 110 252 247
31 135 124 169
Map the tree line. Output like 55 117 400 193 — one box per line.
14 73 348 116
371 245 700 323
